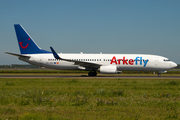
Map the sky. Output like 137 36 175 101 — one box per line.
0 0 180 64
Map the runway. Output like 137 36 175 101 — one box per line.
0 75 180 79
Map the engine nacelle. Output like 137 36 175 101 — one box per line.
99 65 122 74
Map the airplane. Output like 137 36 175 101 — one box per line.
5 24 177 76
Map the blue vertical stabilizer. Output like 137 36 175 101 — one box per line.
14 24 51 54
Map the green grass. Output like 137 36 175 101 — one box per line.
0 78 180 119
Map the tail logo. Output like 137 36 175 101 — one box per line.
19 38 31 49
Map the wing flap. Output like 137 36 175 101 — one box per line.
74 61 100 69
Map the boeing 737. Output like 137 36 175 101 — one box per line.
5 24 177 76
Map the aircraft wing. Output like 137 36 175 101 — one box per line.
5 52 30 58
50 47 101 69
74 60 101 69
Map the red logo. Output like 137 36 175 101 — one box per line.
19 42 29 49
19 38 30 49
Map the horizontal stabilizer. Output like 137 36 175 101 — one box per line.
5 52 30 58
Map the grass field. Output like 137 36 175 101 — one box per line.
0 77 180 120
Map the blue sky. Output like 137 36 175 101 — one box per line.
0 0 180 64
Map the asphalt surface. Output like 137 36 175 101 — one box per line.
0 75 180 79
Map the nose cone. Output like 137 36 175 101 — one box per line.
171 62 177 68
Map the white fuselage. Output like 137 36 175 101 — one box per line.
19 53 177 72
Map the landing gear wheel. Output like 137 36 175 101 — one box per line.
157 73 161 77
93 71 97 76
88 71 97 76
88 72 92 76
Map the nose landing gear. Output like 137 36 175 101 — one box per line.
157 73 161 77
157 71 167 77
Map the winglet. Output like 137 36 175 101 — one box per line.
50 47 61 59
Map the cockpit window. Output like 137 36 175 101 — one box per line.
164 59 171 62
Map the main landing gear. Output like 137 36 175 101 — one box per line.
88 71 97 76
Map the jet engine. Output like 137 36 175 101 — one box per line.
99 65 122 74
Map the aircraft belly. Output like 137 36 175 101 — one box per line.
43 64 79 70
117 65 153 71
